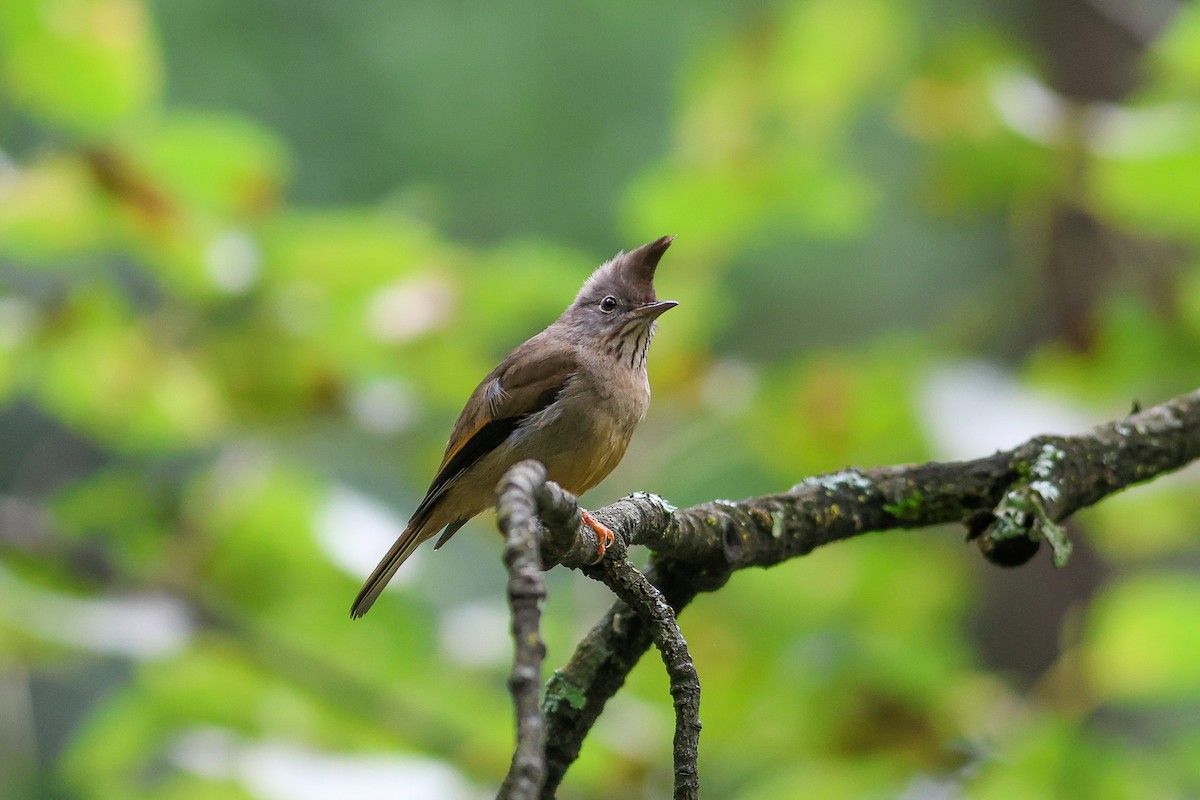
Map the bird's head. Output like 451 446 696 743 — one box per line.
561 235 678 366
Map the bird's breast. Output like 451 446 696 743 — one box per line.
514 364 649 495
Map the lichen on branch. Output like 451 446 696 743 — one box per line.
524 388 1200 797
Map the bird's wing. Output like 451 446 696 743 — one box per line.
407 338 579 532
350 341 579 618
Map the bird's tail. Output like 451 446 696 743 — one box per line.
350 522 426 618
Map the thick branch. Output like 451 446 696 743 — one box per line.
540 388 1200 795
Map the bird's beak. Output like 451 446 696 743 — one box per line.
634 300 678 320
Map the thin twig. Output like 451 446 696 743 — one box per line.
541 559 702 797
496 460 550 800
583 534 701 800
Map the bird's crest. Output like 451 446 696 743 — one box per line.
575 234 675 306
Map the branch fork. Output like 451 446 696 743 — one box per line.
496 460 700 800
497 388 1200 797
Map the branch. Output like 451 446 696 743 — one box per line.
582 541 701 799
496 461 551 800
539 388 1200 795
490 465 706 797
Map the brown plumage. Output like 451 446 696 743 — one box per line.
351 235 677 617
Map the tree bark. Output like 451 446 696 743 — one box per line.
496 388 1200 796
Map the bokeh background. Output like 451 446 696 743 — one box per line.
3 0 1200 797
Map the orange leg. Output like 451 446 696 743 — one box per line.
580 509 614 563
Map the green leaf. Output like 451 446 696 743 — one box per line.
1086 573 1200 702
0 0 161 133
1093 146 1200 240
51 465 176 578
133 111 290 217
30 286 228 450
0 155 109 258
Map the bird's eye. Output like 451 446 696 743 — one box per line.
599 296 618 313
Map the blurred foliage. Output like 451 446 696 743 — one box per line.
2 0 1200 798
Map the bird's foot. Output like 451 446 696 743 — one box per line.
580 509 614 563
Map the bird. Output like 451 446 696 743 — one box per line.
351 235 678 618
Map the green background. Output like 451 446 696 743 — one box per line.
3 0 1200 797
